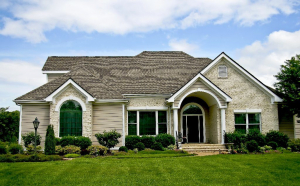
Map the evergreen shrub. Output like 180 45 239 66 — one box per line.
62 145 81 154
140 135 155 148
246 129 266 146
45 125 56 155
155 134 175 148
125 135 141 150
8 143 23 154
151 142 164 151
22 132 41 147
267 141 278 150
0 143 7 154
134 142 145 151
246 140 259 152
225 131 246 149
266 130 289 148
87 145 107 156
119 146 128 152
95 130 121 150
288 139 300 152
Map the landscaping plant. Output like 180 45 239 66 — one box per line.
246 129 266 146
0 143 7 154
119 146 128 152
87 145 107 156
44 125 56 155
288 139 300 152
8 143 23 154
151 142 164 151
22 132 41 147
95 130 121 150
246 140 259 152
134 142 145 151
140 135 155 148
267 141 278 150
265 130 289 148
125 135 141 150
155 134 175 148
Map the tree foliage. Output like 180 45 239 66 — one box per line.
95 130 121 150
274 54 300 116
0 107 19 142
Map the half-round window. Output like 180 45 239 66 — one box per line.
60 100 82 137
183 104 202 114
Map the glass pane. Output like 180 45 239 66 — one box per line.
235 125 246 134
249 125 260 131
159 124 167 134
60 100 82 137
235 114 246 124
128 124 137 135
139 112 156 135
128 111 137 123
183 105 202 114
158 111 167 123
249 114 260 124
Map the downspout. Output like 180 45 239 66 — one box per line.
17 104 22 144
168 106 171 135
122 104 125 146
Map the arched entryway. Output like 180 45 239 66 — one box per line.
181 103 205 143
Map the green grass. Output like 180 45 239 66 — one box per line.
109 149 193 158
0 153 299 185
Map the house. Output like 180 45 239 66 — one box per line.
14 51 299 148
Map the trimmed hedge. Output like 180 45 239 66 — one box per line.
140 135 155 148
134 142 145 151
288 139 300 152
125 136 141 150
151 142 164 151
59 136 92 150
267 141 278 150
0 143 7 154
8 143 23 154
246 140 259 152
119 146 128 152
155 134 175 148
266 130 289 148
225 131 246 148
87 145 107 156
246 129 266 147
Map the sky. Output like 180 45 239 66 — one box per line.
0 0 300 111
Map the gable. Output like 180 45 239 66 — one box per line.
201 53 282 103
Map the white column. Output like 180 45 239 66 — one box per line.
18 105 23 144
221 108 226 144
122 104 125 146
173 109 178 137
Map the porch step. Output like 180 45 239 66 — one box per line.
182 144 229 152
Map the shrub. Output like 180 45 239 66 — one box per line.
59 136 92 150
55 138 61 146
60 136 76 147
45 125 56 155
264 145 272 151
267 141 278 150
0 154 62 162
167 144 176 150
155 134 175 148
63 145 81 154
266 130 289 148
8 143 23 154
119 146 128 152
95 130 121 150
64 154 80 158
225 131 246 149
0 144 7 154
22 132 41 147
151 142 164 151
134 142 145 151
55 145 64 155
140 135 155 148
133 148 138 154
25 145 42 154
288 139 300 152
87 145 107 156
125 135 141 150
246 129 266 146
246 140 259 152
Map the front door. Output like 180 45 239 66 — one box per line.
183 115 204 143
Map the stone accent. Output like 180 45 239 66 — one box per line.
204 58 279 133
49 85 93 138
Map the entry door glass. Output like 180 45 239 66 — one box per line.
187 116 199 143
200 116 204 143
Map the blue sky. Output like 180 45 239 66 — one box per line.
0 0 300 111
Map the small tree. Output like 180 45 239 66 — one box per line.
274 54 300 116
22 132 41 147
44 125 55 155
95 130 121 150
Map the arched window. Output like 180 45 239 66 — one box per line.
183 104 202 114
60 100 82 137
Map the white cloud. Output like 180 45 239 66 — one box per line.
169 39 199 53
0 60 45 86
0 0 297 43
236 29 300 87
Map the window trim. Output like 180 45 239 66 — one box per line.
127 110 168 136
218 65 228 78
234 112 261 133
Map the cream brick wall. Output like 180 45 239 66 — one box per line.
204 59 279 133
49 85 93 138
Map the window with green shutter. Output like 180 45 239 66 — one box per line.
60 100 82 137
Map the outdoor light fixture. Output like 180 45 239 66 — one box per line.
32 117 40 154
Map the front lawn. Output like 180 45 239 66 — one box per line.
0 153 299 185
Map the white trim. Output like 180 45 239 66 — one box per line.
14 100 46 103
155 111 159 135
123 94 171 98
173 109 178 137
127 106 168 111
42 71 70 74
110 147 120 150
122 104 125 146
45 79 94 103
221 108 226 144
18 105 22 144
234 109 262 113
55 96 87 111
176 89 226 109
181 103 206 143
95 99 128 103
167 73 232 103
201 53 282 103
137 111 140 136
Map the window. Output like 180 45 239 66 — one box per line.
234 113 261 134
60 100 82 137
128 111 167 135
218 65 227 78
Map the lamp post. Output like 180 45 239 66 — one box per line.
32 117 40 154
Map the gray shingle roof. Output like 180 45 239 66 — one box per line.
16 51 213 100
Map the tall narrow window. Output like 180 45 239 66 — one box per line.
218 65 227 78
60 100 82 137
128 111 137 135
158 111 167 134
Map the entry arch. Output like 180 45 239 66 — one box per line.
181 102 206 143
